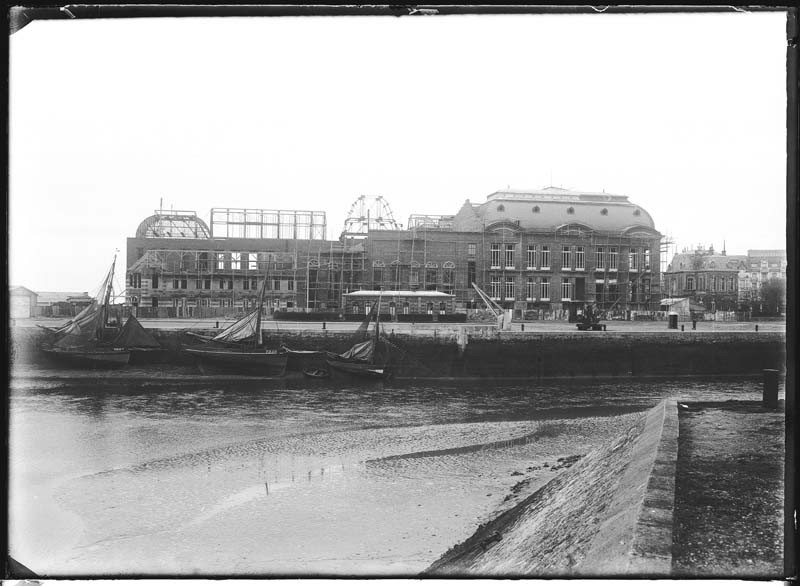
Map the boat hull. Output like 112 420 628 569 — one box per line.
325 358 389 379
41 347 131 368
184 347 288 375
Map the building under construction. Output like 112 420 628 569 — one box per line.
126 188 663 320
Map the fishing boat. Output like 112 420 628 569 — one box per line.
40 257 130 367
325 293 392 379
112 314 163 363
183 271 287 375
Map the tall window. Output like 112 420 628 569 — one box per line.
561 278 573 300
629 248 639 271
504 276 515 300
373 267 383 284
687 276 695 290
467 261 476 287
575 246 585 270
467 243 476 256
410 268 419 286
490 244 501 268
231 252 241 270
562 246 572 270
541 246 551 269
526 277 535 300
596 247 605 270
217 253 226 270
644 248 651 270
527 245 536 269
540 277 550 300
425 268 438 291
609 247 618 270
505 244 515 269
490 275 502 299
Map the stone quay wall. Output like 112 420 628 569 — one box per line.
10 326 784 379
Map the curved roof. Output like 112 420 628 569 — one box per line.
452 187 658 234
135 211 211 239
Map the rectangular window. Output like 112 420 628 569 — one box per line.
218 279 225 290
609 247 618 270
425 268 437 287
490 275 501 300
596 247 605 270
227 279 233 290
287 279 294 291
540 277 550 300
644 248 651 271
526 277 535 300
152 273 159 288
151 297 158 308
467 243 476 256
467 261 476 287
629 248 639 271
273 279 280 291
504 276 515 300
505 244 515 269
243 279 250 290
195 279 203 290
249 253 259 271
575 246 585 270
373 268 383 284
410 268 419 286
541 246 550 269
217 253 226 270
204 279 211 290
561 278 573 300
562 246 572 270
231 252 241 270
527 245 536 269
181 278 187 289
251 279 258 290
490 244 501 269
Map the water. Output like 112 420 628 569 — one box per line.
8 374 765 576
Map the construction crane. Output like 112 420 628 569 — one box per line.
471 282 510 330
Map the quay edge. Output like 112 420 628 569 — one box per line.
10 326 785 379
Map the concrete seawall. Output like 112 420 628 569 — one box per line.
11 325 784 379
425 399 679 576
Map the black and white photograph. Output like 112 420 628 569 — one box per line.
6 5 793 579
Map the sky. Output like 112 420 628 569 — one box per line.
9 11 787 294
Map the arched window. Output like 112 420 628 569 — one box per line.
687 276 695 290
497 204 505 212
633 209 642 216
601 208 608 215
533 206 540 213
567 207 575 215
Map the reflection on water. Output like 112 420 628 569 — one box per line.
9 375 765 576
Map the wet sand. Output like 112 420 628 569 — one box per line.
23 412 642 575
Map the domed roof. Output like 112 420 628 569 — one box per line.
135 211 211 239
452 187 658 235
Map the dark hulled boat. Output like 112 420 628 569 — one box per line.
183 273 287 375
39 257 130 368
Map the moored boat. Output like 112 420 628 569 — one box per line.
182 267 287 375
39 256 130 368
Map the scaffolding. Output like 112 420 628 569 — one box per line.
210 208 327 240
136 209 211 239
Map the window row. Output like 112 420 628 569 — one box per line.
487 244 651 271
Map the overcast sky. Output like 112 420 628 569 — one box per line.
9 11 786 294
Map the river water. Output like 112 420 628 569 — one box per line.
8 374 765 576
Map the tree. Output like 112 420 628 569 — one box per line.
759 277 786 316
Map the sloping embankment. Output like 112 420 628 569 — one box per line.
425 399 678 577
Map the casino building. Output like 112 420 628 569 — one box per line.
125 187 662 320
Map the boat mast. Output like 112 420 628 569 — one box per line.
254 254 269 348
99 255 116 339
372 290 382 365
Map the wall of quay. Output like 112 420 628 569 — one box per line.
10 326 785 380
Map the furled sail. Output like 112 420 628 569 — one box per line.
112 315 160 349
336 339 375 362
212 309 262 344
